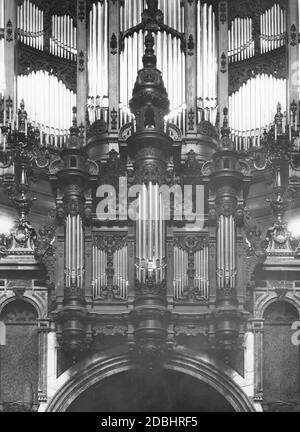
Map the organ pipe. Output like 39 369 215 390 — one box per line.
88 1 109 125
260 5 286 54
17 0 44 50
65 214 84 289
17 72 76 147
136 183 166 284
0 0 4 95
217 215 236 290
196 2 218 125
229 74 286 151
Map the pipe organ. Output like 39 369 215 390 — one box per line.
229 75 287 151
65 214 84 289
260 5 286 54
88 1 109 125
196 2 218 125
17 72 76 147
228 18 254 63
136 184 166 284
50 14 77 61
17 0 44 50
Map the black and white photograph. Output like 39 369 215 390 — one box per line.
0 0 300 415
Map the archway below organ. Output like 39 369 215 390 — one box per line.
67 369 235 412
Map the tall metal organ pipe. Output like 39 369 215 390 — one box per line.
260 5 286 54
50 14 77 61
196 2 218 125
217 215 236 290
88 1 109 125
65 214 84 289
229 74 286 151
17 72 76 147
17 0 44 50
0 0 4 95
136 183 166 284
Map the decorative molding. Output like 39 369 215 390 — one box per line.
17 42 76 92
187 34 195 56
6 20 13 42
229 46 286 95
110 33 118 55
220 52 227 73
78 50 85 72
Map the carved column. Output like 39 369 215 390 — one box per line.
128 32 174 368
217 1 229 128
203 114 251 358
4 0 17 114
49 124 99 358
77 0 88 130
108 0 120 133
37 320 51 404
185 0 197 134
252 319 264 403
287 0 299 125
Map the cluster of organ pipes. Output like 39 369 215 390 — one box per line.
260 5 286 54
17 0 44 50
112 244 128 299
87 1 108 125
173 245 209 301
229 74 287 151
65 214 84 289
92 242 128 299
228 18 254 63
196 2 218 126
50 15 77 61
136 184 166 284
92 246 107 298
17 72 76 147
217 215 236 290
173 246 188 300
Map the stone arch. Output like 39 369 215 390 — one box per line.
0 293 45 320
45 347 256 412
254 293 300 321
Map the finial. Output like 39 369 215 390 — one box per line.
146 0 158 13
142 32 157 69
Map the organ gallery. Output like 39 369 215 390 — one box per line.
0 0 300 413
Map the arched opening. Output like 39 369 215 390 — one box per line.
0 300 39 412
263 300 300 411
67 369 235 412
